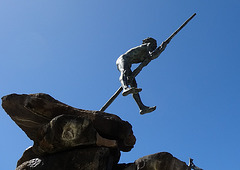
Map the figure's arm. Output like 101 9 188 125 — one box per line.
150 41 168 60
132 42 167 75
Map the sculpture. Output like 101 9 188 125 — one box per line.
100 13 197 115
116 37 166 114
189 158 203 170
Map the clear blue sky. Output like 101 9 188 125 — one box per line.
0 0 239 169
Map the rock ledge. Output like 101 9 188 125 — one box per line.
2 93 189 170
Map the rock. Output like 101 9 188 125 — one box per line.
17 151 189 170
2 93 191 170
114 152 190 170
1 93 136 152
16 147 120 170
33 114 99 154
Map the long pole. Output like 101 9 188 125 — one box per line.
99 13 196 112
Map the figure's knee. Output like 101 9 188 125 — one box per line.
119 70 127 81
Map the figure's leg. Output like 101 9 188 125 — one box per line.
132 93 145 110
117 60 141 96
131 79 156 115
117 60 130 89
119 70 129 90
133 93 156 115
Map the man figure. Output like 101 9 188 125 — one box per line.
116 37 166 114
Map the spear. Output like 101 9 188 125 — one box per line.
100 13 196 112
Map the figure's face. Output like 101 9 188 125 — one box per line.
142 38 157 51
149 43 157 51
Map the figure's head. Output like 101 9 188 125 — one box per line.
142 37 157 51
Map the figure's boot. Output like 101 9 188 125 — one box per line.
133 93 156 115
140 106 156 115
122 87 142 96
120 75 142 96
120 78 133 96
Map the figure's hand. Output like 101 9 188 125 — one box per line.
150 41 168 60
161 41 168 50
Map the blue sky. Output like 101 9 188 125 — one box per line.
0 0 239 169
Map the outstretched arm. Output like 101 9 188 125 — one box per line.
150 41 168 60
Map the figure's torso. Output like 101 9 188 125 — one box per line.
119 44 150 64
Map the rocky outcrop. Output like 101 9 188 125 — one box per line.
2 93 190 170
115 152 190 170
16 147 119 170
2 93 135 152
16 151 189 170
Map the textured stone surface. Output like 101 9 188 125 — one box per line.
16 147 119 170
33 114 98 154
114 152 190 170
2 93 190 170
2 93 136 152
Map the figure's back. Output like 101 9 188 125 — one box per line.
122 44 149 64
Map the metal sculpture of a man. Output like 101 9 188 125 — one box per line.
99 13 196 115
116 37 165 114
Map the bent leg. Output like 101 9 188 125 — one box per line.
116 59 141 96
116 59 132 90
133 93 156 115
